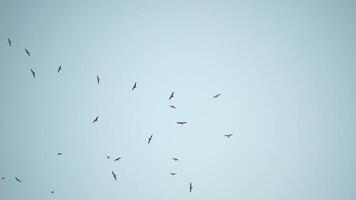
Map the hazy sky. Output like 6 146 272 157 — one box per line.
1 0 356 199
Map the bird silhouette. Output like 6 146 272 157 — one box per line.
8 38 11 47
224 134 233 138
114 157 121 161
172 158 179 162
169 92 174 100
169 105 176 109
97 75 100 84
148 134 153 144
132 82 137 91
189 182 193 192
51 191 55 194
57 65 62 73
106 155 110 159
112 171 117 181
213 93 221 98
177 121 187 125
15 177 22 183
93 116 99 123
57 152 62 156
1 177 4 180
25 48 31 56
30 69 36 78
170 172 177 176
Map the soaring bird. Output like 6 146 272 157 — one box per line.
213 93 221 98
112 171 117 181
30 69 36 78
172 157 179 162
189 182 193 192
177 121 187 125
8 38 11 47
57 152 62 156
170 172 177 176
96 75 100 84
15 177 22 183
148 134 153 144
224 134 233 138
106 155 110 159
114 157 121 161
93 116 99 123
169 92 174 100
25 48 31 56
57 65 62 73
169 105 176 109
132 82 137 91
51 191 55 194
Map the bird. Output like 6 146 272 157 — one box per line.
172 158 179 162
132 82 137 91
1 177 4 180
97 75 100 84
169 105 176 109
213 93 221 98
15 177 22 183
170 172 177 176
25 48 31 56
30 69 35 78
148 134 153 144
189 182 193 192
169 91 174 100
114 157 121 161
51 191 55 194
106 155 110 159
93 116 99 123
57 65 62 73
7 38 11 47
112 171 117 181
177 121 187 125
57 152 62 156
224 134 233 138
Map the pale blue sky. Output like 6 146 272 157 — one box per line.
0 0 356 199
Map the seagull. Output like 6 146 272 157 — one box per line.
51 191 55 194
169 105 176 109
106 155 110 159
177 121 187 125
132 82 137 91
114 157 121 161
57 65 62 73
148 134 153 144
8 38 11 47
172 158 179 162
30 69 36 78
93 116 99 123
213 93 221 98
189 182 193 192
57 152 62 156
97 75 100 84
224 134 233 138
15 177 22 183
112 171 117 181
170 172 177 176
25 48 31 56
169 92 174 100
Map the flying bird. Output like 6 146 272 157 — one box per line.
224 134 233 138
169 92 174 100
172 158 179 162
177 121 187 125
25 48 31 56
132 82 137 91
112 171 117 181
1 177 4 180
30 69 35 78
15 177 22 183
51 191 55 194
106 155 110 159
189 182 193 192
148 134 153 144
170 172 177 176
93 116 99 123
57 65 62 73
114 157 121 161
57 152 62 156
8 38 11 47
169 105 176 109
213 93 221 98
97 75 100 84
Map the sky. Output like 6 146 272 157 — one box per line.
0 0 356 199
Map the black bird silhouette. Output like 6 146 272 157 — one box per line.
189 182 193 192
112 171 117 181
25 48 31 56
170 172 177 176
148 134 153 144
97 75 100 84
51 191 55 194
1 177 4 180
57 65 62 73
30 69 35 78
8 38 11 47
57 152 62 156
177 121 187 125
169 92 174 100
106 155 110 159
169 105 176 109
132 82 137 91
172 158 179 162
15 177 22 183
224 134 233 138
213 93 221 98
93 116 99 123
114 157 121 161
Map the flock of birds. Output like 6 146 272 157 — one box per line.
2 37 235 195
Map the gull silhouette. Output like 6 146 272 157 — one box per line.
93 116 99 123
213 93 221 98
114 157 121 161
25 48 31 56
8 38 11 47
15 177 22 183
189 182 193 192
172 158 179 162
112 171 117 181
177 121 187 125
132 82 137 91
169 92 174 100
224 134 233 138
169 105 176 109
57 65 62 73
148 134 153 144
30 69 36 78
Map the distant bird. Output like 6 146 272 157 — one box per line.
170 172 177 176
213 93 221 98
112 171 117 181
93 116 99 123
51 191 55 194
97 75 100 84
25 48 31 56
177 121 187 125
57 65 62 73
15 177 22 183
8 38 11 47
172 158 179 162
169 105 176 109
189 182 193 192
57 152 62 156
169 92 174 100
148 134 153 144
224 134 233 138
106 155 110 159
132 82 137 91
1 177 4 180
30 69 35 78
114 157 121 161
